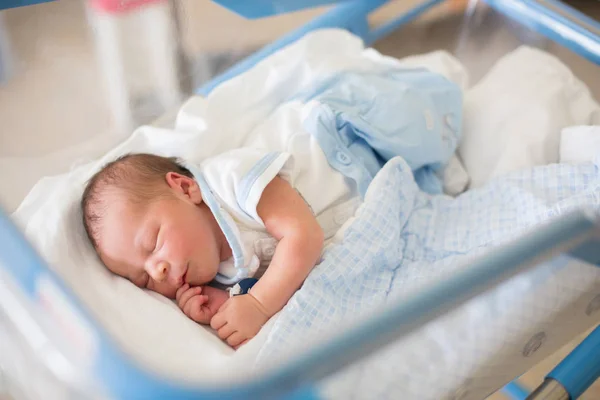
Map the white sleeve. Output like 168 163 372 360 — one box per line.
201 148 293 226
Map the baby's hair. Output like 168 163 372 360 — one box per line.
81 153 193 249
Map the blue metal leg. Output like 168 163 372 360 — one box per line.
527 379 569 400
544 325 600 399
502 380 530 400
502 325 600 399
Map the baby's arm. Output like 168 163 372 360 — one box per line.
211 176 324 347
176 284 229 325
249 176 324 315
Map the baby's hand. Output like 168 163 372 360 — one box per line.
210 294 270 349
176 284 212 324
176 284 229 325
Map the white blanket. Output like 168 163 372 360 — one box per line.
459 46 600 188
255 155 600 400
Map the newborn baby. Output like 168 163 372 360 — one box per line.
81 153 325 349
79 68 462 348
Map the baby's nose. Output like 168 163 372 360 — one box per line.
150 261 170 282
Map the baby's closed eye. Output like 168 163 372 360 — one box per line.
153 228 164 253
141 226 161 255
147 229 159 253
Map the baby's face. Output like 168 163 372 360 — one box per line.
96 176 223 299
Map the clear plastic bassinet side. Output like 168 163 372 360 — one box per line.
1 1 600 399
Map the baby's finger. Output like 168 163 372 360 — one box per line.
226 332 246 348
182 295 203 316
183 294 203 318
183 296 193 317
210 311 227 330
175 284 190 302
190 301 211 324
178 287 203 310
217 323 236 340
189 295 209 314
233 339 249 351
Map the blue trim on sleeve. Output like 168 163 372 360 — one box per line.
229 278 259 297
236 152 282 218
185 164 249 285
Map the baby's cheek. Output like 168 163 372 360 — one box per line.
167 233 193 264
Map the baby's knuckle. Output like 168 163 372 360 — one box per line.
191 309 201 320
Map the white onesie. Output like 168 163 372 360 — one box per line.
179 64 463 285
185 137 362 285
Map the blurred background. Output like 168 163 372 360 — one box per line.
0 1 599 398
0 0 599 212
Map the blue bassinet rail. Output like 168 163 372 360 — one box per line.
1 1 600 399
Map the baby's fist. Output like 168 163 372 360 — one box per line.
176 284 212 324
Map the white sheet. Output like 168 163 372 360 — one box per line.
560 125 600 164
458 46 600 189
8 29 600 395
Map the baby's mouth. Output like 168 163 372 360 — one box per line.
182 263 189 284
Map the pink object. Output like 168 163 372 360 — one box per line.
89 0 165 14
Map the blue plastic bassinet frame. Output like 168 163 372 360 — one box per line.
0 1 599 399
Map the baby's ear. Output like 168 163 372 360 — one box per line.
165 172 203 204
